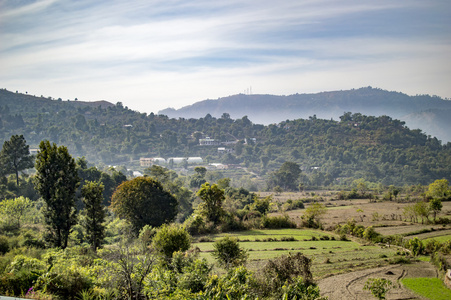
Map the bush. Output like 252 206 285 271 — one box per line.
261 215 296 229
0 236 9 255
152 224 191 261
183 214 215 235
435 217 451 225
203 266 254 299
431 252 451 271
408 237 424 256
363 278 393 300
363 226 380 242
0 270 40 296
35 268 93 300
212 236 248 269
281 276 328 300
441 240 451 254
389 257 411 265
217 213 246 232
257 252 313 297
172 252 212 293
424 239 441 254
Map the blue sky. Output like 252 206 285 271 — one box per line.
1 0 450 113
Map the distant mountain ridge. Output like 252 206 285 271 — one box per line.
159 87 451 142
0 89 114 110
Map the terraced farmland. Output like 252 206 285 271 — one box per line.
192 229 401 279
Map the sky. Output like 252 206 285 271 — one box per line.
1 0 451 114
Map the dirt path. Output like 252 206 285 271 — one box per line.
318 261 438 300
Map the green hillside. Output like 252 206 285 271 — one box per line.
160 87 451 142
1 88 450 186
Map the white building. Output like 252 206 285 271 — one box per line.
199 137 219 146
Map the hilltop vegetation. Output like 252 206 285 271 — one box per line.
1 88 451 186
160 87 451 142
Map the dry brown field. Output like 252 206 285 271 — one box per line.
265 191 451 235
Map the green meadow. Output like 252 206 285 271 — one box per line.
401 278 451 300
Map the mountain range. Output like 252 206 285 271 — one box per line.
159 87 451 143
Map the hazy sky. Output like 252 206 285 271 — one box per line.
1 0 450 113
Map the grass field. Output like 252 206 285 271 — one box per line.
192 229 401 279
401 278 451 300
423 234 451 243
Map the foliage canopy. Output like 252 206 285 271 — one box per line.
111 176 178 233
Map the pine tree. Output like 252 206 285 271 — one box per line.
81 181 105 251
0 135 34 185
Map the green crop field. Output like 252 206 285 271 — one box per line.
197 228 332 240
193 228 401 279
423 234 451 243
401 278 451 300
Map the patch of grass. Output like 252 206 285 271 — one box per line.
401 278 451 300
424 234 451 243
416 256 431 262
212 229 331 241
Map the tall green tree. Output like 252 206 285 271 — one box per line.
35 140 80 248
111 177 178 234
268 162 302 191
0 135 34 185
197 182 225 225
81 181 106 251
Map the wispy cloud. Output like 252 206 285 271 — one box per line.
1 0 450 112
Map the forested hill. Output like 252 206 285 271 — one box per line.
1 88 450 186
159 87 451 143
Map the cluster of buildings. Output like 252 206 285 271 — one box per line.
139 157 203 167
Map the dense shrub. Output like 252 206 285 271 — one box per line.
0 270 39 296
212 236 248 269
431 252 451 272
171 252 211 293
0 236 9 255
183 215 211 235
261 215 297 229
217 213 247 232
145 251 212 298
408 237 424 256
281 276 328 300
257 252 313 297
202 266 254 299
363 226 380 242
282 199 305 211
424 239 442 254
152 224 191 261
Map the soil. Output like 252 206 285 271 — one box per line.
317 261 438 300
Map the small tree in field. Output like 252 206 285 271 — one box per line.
212 236 248 269
363 278 393 299
429 198 442 222
302 202 327 228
